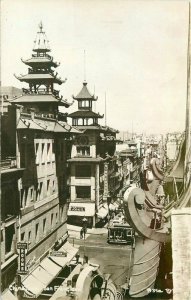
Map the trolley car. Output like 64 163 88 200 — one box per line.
107 222 135 246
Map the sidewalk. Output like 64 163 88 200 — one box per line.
67 224 108 240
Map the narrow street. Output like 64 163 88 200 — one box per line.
68 230 171 300
69 231 133 289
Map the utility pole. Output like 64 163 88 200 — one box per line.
184 2 191 189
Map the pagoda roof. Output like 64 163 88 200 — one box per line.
33 22 51 53
21 56 59 68
76 125 119 133
15 73 64 85
73 82 98 101
99 125 119 133
17 116 80 133
17 118 43 130
11 94 71 107
58 121 80 133
68 110 104 118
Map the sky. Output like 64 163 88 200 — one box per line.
1 0 190 134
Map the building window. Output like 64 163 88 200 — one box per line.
47 179 50 196
40 182 43 200
20 189 25 208
52 141 55 162
41 143 45 163
60 206 64 221
47 143 51 162
55 213 58 224
51 213 54 227
35 143 39 164
75 165 91 178
5 224 15 254
52 180 55 193
73 119 77 126
37 182 43 201
76 146 90 156
25 187 29 207
30 188 34 201
28 231 31 242
21 232 25 241
1 230 4 242
76 186 91 199
43 218 46 233
35 223 39 241
4 187 15 219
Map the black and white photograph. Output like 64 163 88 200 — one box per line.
1 0 191 300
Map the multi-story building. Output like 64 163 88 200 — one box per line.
1 23 79 296
1 156 24 291
165 133 182 162
0 86 22 115
67 82 119 227
118 143 140 192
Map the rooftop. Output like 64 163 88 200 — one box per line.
73 82 98 101
17 114 80 134
33 22 50 53
15 73 64 85
76 125 118 133
68 110 104 118
11 94 71 107
21 55 59 68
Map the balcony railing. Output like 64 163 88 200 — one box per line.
22 87 60 97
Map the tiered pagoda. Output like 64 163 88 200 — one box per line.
13 22 71 119
69 81 104 126
67 81 120 228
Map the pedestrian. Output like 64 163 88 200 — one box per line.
83 227 86 239
80 228 84 239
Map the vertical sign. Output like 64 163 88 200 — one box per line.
17 242 28 275
103 162 109 197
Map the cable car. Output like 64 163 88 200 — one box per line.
107 223 135 246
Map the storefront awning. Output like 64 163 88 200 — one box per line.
97 206 108 219
2 290 17 300
50 242 78 267
22 258 61 297
22 242 78 298
68 202 95 217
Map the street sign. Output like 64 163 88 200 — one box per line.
17 242 28 249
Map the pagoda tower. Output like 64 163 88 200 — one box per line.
67 81 120 228
69 82 104 126
13 22 71 118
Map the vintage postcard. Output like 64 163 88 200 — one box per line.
1 1 190 300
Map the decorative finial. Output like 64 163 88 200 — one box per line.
39 21 43 33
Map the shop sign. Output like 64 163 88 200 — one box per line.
50 251 67 257
70 206 85 212
17 242 28 275
104 163 109 196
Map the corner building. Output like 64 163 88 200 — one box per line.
1 23 79 293
67 82 119 227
